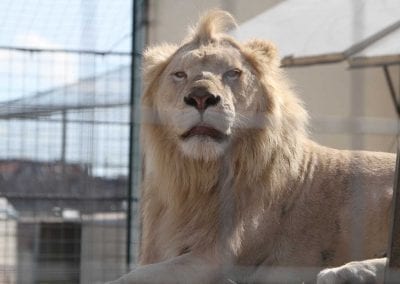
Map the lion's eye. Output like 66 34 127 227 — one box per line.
172 71 187 81
224 69 242 80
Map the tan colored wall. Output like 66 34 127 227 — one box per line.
287 63 398 152
146 1 398 153
147 0 282 44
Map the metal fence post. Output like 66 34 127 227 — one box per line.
384 65 400 283
127 0 148 269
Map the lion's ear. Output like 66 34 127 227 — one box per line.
244 39 279 68
142 43 178 83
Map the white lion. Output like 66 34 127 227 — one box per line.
111 10 396 284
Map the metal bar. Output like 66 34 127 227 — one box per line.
3 196 136 201
61 111 67 166
283 19 400 68
384 64 400 283
126 0 148 268
389 148 400 270
385 146 400 283
126 0 138 268
0 102 130 119
349 55 400 69
0 45 135 56
0 117 130 126
344 19 400 58
281 53 344 68
383 66 400 116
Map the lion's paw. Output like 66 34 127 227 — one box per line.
316 258 386 284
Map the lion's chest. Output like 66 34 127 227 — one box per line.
151 202 221 259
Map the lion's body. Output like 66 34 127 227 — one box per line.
140 138 394 268
112 10 396 284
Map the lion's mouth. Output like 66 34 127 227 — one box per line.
181 125 227 141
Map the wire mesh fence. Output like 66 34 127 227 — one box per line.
0 0 144 283
1 0 399 283
0 51 134 284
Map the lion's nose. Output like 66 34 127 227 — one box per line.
184 88 221 112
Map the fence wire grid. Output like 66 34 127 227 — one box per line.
0 0 145 283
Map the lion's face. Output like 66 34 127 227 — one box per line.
151 42 267 160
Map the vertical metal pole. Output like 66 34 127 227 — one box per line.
126 0 137 268
384 65 400 283
385 146 400 283
61 110 67 172
383 66 400 116
126 0 148 269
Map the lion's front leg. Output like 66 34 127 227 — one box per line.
108 253 230 284
316 258 386 284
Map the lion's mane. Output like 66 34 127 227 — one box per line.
140 10 310 263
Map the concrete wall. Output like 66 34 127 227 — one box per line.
145 0 398 153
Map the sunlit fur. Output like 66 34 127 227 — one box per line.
136 9 395 283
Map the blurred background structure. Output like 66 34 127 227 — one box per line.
0 0 147 282
0 0 399 283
